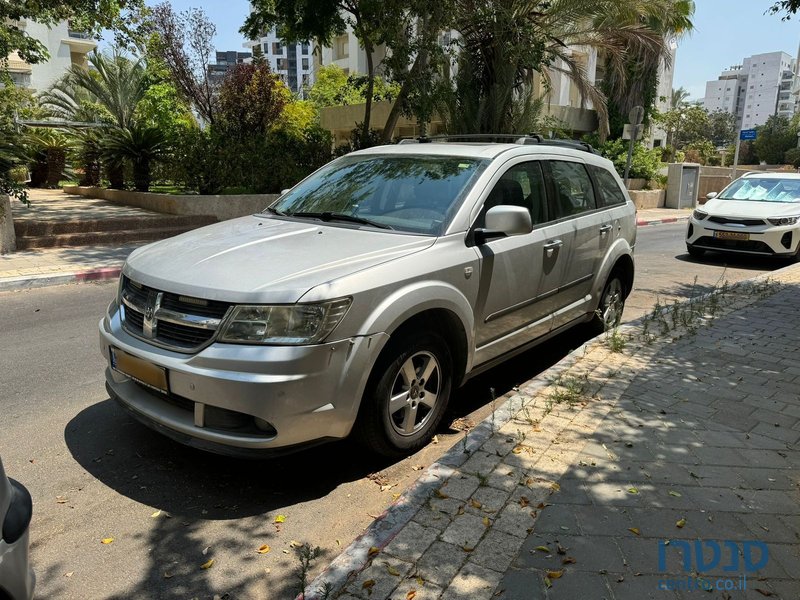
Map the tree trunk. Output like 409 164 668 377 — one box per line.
381 62 416 143
133 158 151 192
106 162 124 189
46 149 66 188
362 40 376 148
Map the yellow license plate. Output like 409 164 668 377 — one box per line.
110 347 168 393
714 231 750 241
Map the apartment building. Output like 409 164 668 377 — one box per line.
703 51 797 130
244 27 315 95
6 19 97 91
207 50 252 82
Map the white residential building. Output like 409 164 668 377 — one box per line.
702 51 797 130
6 19 97 91
244 27 315 95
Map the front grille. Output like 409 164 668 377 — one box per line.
120 276 231 353
694 236 773 254
707 216 765 227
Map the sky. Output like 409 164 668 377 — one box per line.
137 0 800 103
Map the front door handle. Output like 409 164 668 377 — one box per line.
543 239 563 257
599 224 612 236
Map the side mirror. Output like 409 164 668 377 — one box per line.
475 205 533 244
706 192 718 200
280 188 292 196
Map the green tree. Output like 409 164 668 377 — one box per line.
671 86 690 109
308 64 399 108
707 110 735 147
217 63 287 137
768 0 800 19
754 115 797 164
0 1 146 72
446 0 678 136
243 0 385 147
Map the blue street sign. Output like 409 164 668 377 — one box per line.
740 129 757 141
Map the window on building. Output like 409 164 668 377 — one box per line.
263 42 268 53
302 58 309 70
277 58 287 70
273 42 283 55
301 42 310 55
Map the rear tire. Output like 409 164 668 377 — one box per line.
687 245 705 258
590 273 626 334
354 330 453 458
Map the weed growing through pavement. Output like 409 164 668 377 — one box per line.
637 274 779 344
476 472 489 487
604 327 627 353
489 387 497 434
544 372 589 416
294 544 330 600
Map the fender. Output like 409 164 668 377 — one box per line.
356 280 476 370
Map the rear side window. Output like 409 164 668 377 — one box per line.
589 165 628 207
548 161 597 218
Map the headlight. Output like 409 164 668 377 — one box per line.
767 216 799 226
692 210 707 220
218 298 352 345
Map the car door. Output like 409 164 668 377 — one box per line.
472 160 566 365
542 159 601 329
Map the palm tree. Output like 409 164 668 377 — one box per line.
671 86 690 109
446 0 689 137
102 125 168 192
39 50 152 188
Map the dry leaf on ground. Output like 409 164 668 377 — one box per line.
274 515 286 523
256 544 270 554
100 537 114 545
200 559 214 570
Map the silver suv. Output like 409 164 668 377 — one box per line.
99 138 636 457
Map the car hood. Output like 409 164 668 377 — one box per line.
704 198 800 219
123 215 435 304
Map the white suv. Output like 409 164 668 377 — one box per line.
99 136 636 457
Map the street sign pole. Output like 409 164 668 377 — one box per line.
731 133 741 180
733 129 757 179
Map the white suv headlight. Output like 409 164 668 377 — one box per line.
767 216 799 226
692 209 707 220
218 298 352 345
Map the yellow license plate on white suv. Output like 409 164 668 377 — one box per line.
110 347 169 393
714 231 750 241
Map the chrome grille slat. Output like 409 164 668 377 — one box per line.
120 276 230 353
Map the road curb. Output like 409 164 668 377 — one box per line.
636 215 689 227
301 261 800 600
0 266 121 293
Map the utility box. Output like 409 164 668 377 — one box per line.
666 163 701 209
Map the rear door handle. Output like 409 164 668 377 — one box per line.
599 224 612 235
543 239 563 257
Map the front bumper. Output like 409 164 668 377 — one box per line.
686 217 800 256
99 305 389 456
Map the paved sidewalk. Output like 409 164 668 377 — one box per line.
309 267 800 600
1 190 691 293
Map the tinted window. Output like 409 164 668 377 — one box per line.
548 161 597 218
589 165 627 207
272 155 488 235
483 162 548 226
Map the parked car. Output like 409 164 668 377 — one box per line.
687 172 800 259
99 136 636 458
0 457 35 600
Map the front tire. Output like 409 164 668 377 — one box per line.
354 330 453 458
687 245 705 258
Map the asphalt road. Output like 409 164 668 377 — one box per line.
0 223 783 599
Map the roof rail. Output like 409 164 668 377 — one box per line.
402 133 599 154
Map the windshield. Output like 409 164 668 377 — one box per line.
269 154 488 235
718 177 800 203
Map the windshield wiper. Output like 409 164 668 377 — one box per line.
264 206 287 216
289 211 393 230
